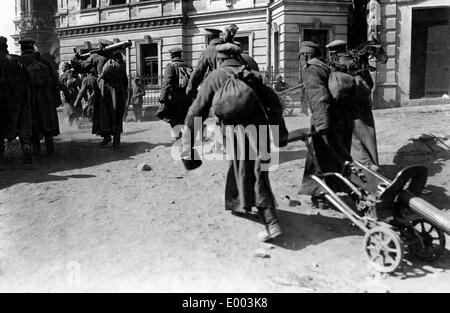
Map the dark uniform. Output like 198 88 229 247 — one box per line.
73 71 99 123
72 39 128 147
60 67 82 126
0 37 33 163
184 43 288 241
298 41 353 196
129 79 146 122
186 38 223 98
157 47 193 130
19 38 60 156
327 40 379 168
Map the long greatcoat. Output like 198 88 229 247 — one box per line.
351 70 379 167
20 51 60 137
158 57 193 127
299 58 353 196
185 58 288 212
0 52 32 143
73 52 128 136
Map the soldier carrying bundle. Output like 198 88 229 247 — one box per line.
71 39 129 148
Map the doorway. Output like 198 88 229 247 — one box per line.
410 7 450 99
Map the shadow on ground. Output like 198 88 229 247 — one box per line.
270 209 360 251
380 133 450 210
0 139 172 190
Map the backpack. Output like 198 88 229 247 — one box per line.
211 66 262 124
100 58 124 82
176 65 193 89
328 70 356 103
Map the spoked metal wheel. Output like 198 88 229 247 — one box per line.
363 227 404 273
411 219 446 261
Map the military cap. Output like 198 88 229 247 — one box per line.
169 47 183 54
0 36 7 45
326 40 347 52
299 41 321 54
98 39 113 46
216 42 241 59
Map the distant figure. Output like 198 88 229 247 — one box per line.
60 64 82 127
73 68 99 125
274 74 287 92
19 38 60 156
129 78 146 122
0 36 33 164
157 47 193 140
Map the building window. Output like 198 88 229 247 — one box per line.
140 43 159 85
110 0 127 5
81 0 97 10
234 36 249 55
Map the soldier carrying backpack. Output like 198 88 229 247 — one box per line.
183 43 289 242
157 47 193 140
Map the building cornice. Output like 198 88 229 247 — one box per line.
186 7 267 21
57 15 185 38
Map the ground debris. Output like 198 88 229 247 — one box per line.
137 163 152 172
254 248 271 259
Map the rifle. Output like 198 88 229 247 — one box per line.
73 40 132 59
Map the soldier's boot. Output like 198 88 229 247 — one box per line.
113 134 121 148
257 207 282 242
101 135 112 146
45 135 55 155
22 144 33 164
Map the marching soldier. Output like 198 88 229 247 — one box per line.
71 39 128 148
297 41 353 201
19 38 60 156
73 68 99 125
0 36 33 164
185 38 224 98
183 43 289 241
129 78 146 123
157 47 193 140
326 40 379 169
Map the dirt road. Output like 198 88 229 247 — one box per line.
1 105 450 292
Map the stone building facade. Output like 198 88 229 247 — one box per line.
376 0 450 107
13 1 448 108
50 0 350 88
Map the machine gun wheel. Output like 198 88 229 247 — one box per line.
363 226 404 273
411 219 446 261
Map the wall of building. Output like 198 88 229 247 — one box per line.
56 0 352 91
376 0 450 108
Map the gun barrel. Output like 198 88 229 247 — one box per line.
78 40 132 58
399 190 450 235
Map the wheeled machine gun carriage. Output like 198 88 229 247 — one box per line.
289 131 450 273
